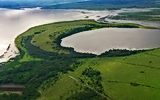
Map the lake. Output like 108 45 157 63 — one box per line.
61 28 160 55
0 7 159 62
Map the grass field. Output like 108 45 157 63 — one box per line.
0 19 160 100
38 49 160 100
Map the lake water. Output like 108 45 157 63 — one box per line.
0 7 159 62
61 28 160 55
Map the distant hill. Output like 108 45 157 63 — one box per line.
0 0 160 9
0 0 88 9
0 1 20 9
43 0 160 10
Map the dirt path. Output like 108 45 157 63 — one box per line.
68 75 113 100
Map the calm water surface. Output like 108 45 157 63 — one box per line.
61 28 160 55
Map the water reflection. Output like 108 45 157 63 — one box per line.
61 28 160 55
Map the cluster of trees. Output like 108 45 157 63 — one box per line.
82 67 101 78
99 49 146 57
0 86 40 100
82 67 103 92
67 67 107 100
0 61 78 99
0 94 22 100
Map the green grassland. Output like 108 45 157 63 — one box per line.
38 49 160 100
0 20 160 100
109 9 160 22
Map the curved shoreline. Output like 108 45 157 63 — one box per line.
61 28 160 55
12 20 158 61
0 8 160 61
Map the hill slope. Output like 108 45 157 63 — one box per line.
38 50 160 100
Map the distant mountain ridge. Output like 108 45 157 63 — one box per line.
45 0 160 10
0 0 88 9
0 0 160 9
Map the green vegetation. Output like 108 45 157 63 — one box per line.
0 20 159 100
0 91 4 93
38 49 160 100
66 67 107 100
99 49 147 57
109 9 160 21
0 94 22 100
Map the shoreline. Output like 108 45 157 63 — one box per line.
0 8 160 62
61 28 160 55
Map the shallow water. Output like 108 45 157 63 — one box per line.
61 28 160 55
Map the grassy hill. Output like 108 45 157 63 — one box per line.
0 20 160 100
